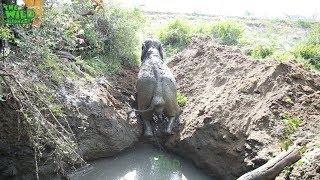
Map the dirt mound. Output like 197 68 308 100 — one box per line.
0 56 141 177
166 37 320 179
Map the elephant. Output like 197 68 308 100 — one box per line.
136 38 181 137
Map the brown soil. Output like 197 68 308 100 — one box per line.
0 56 142 177
165 37 320 179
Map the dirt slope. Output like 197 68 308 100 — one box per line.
166 37 320 179
0 56 141 177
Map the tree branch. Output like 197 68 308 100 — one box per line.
237 146 302 180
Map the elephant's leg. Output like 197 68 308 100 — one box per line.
141 111 153 137
164 102 180 135
137 78 156 137
165 116 176 134
162 78 181 135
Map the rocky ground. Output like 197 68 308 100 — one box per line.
165 37 320 179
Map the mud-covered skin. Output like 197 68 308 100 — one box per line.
137 39 180 136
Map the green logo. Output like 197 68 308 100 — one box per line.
3 3 36 25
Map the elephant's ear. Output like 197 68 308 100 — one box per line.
141 42 147 62
158 43 164 60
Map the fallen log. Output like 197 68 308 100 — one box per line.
237 146 302 180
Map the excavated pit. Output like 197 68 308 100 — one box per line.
1 37 319 180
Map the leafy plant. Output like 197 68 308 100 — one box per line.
283 96 294 105
280 113 303 150
282 113 302 135
293 44 320 60
306 25 320 45
158 19 193 51
293 25 320 71
177 91 188 107
194 22 213 35
251 44 275 59
18 1 145 77
210 21 244 45
0 27 14 42
273 51 295 62
296 19 313 28
98 7 146 65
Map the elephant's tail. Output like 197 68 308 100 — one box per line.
151 65 165 114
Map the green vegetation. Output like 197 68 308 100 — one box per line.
293 25 320 71
0 27 15 57
153 15 320 72
37 52 77 84
283 96 294 105
283 114 302 135
251 44 275 59
280 113 303 150
283 165 295 179
158 19 193 55
82 55 122 76
0 27 14 42
83 6 145 65
272 51 295 62
157 19 245 56
210 21 245 45
296 19 313 28
18 1 145 77
294 44 320 60
177 91 188 107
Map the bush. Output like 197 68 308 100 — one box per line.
74 2 146 66
0 27 14 42
280 113 303 150
97 7 145 65
296 19 313 28
293 44 320 59
158 19 192 50
282 114 302 135
306 25 320 45
194 22 212 35
210 21 244 45
309 57 320 70
177 92 188 107
294 26 320 59
273 51 295 62
251 44 275 59
293 25 320 70
19 2 146 76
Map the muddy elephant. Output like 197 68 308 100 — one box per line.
136 39 181 137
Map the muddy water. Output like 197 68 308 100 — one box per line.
68 143 212 180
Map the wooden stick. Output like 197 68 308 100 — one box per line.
237 146 302 180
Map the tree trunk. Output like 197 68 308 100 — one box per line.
237 146 302 180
